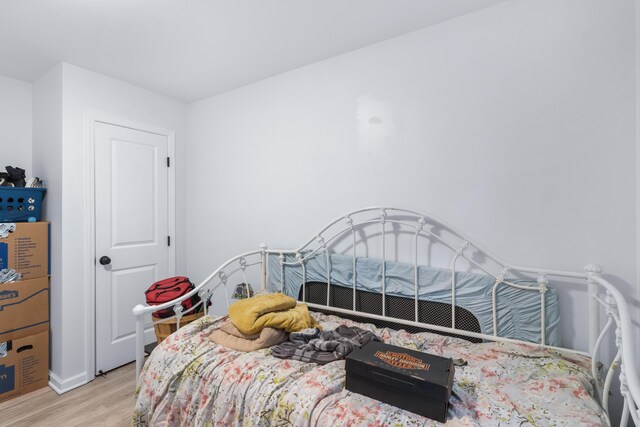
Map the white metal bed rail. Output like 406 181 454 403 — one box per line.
132 249 267 378
132 207 639 425
589 273 639 426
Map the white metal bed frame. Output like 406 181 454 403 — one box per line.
133 207 639 426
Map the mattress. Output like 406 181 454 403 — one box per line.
268 253 560 346
133 312 606 426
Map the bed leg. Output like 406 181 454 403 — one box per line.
133 305 145 382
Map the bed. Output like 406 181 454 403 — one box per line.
132 207 639 426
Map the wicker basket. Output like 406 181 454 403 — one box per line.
152 311 204 344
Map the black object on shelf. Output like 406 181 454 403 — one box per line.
144 342 158 356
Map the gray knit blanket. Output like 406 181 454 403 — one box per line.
270 325 380 364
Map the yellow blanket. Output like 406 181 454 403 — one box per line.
228 293 318 335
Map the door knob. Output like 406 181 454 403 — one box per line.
99 256 111 266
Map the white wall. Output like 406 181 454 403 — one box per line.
32 64 64 381
187 0 637 406
33 63 188 392
188 0 636 419
0 74 32 173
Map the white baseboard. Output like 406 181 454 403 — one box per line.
48 371 89 394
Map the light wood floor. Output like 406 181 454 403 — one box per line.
0 362 136 427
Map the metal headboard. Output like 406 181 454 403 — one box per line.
133 206 639 426
272 208 554 345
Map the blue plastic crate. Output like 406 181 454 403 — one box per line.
0 187 47 222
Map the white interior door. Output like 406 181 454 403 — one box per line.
94 121 171 374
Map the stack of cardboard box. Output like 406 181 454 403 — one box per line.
0 222 49 402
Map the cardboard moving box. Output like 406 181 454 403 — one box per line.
0 222 49 280
345 341 455 423
0 331 49 403
0 276 49 342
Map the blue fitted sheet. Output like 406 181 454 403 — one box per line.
267 253 560 346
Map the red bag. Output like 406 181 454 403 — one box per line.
145 276 201 319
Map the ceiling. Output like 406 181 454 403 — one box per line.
0 0 506 102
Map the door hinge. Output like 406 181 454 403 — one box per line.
167 157 171 167
167 236 171 246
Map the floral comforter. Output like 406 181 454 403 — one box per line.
133 313 607 426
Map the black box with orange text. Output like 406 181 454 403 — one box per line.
345 341 454 422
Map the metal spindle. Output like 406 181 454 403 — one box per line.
620 401 629 427
324 246 331 306
239 257 249 288
260 244 267 291
537 273 548 346
297 253 305 302
414 229 420 322
591 316 613 403
413 217 426 322
349 218 357 311
219 271 229 310
603 351 621 414
381 211 386 317
198 289 207 315
265 251 270 291
490 267 510 337
585 264 603 352
174 304 183 329
279 253 285 293
491 282 500 337
449 241 469 329
205 289 212 315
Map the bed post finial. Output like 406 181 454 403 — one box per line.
584 264 603 275
537 272 548 288
584 264 603 354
